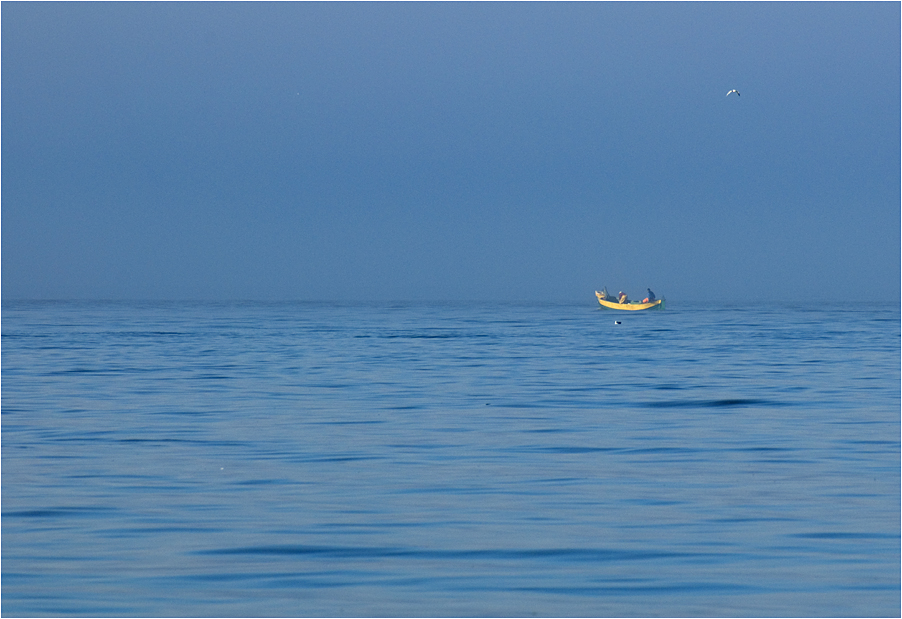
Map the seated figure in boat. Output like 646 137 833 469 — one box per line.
618 291 629 304
643 289 656 303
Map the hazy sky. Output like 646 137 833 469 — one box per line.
3 2 899 302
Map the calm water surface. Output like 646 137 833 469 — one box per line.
2 301 899 617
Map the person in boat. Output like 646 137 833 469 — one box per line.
618 291 628 304
643 289 656 303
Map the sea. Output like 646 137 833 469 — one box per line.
2 300 899 618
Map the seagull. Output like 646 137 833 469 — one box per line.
726 89 740 97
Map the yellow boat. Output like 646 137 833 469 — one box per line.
595 290 665 311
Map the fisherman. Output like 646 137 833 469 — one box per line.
646 288 656 302
618 291 628 304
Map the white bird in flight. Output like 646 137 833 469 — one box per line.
726 89 740 97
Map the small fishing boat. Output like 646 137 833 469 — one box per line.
595 289 664 311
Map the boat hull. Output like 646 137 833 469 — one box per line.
596 291 664 311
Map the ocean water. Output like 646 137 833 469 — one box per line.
2 300 899 617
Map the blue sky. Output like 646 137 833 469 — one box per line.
3 2 899 302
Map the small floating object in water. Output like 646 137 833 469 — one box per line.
614 321 621 325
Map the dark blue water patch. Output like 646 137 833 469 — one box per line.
3 506 119 519
306 382 357 389
790 532 900 541
398 485 537 496
307 419 386 426
0 595 128 619
288 455 385 464
388 443 459 450
41 436 242 448
235 478 301 486
116 437 242 445
523 427 572 434
618 446 708 456
502 581 766 596
176 570 333 584
197 545 711 563
46 367 107 375
624 498 684 506
93 330 188 339
44 366 167 376
527 446 620 454
846 439 900 448
706 516 799 524
145 409 224 417
642 398 789 409
376 331 499 340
